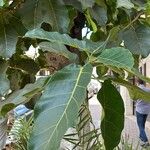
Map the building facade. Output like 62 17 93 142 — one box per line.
121 55 150 117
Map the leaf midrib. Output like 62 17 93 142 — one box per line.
43 67 83 149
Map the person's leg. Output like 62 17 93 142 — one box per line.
136 111 148 142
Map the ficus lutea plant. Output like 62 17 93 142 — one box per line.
0 0 150 150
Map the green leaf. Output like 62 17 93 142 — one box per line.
7 68 26 91
122 24 150 57
117 0 134 9
0 13 26 58
0 59 9 96
0 77 47 114
18 0 69 32
25 28 105 53
96 47 134 70
63 0 82 10
105 26 122 48
7 68 35 92
90 28 107 42
28 64 92 150
39 42 77 62
95 0 106 8
97 80 124 150
85 10 97 32
67 7 78 32
132 0 146 10
89 4 107 26
78 0 95 8
96 65 108 77
10 55 40 75
0 15 18 58
1 103 15 117
25 28 87 51
107 26 120 42
112 78 150 102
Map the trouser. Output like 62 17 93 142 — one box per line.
136 111 148 142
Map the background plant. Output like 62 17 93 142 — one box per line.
0 0 150 150
10 115 33 150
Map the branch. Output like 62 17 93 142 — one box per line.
123 11 144 30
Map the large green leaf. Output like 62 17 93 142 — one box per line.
25 28 87 51
132 0 146 10
0 13 26 58
0 15 18 58
122 24 150 57
117 0 134 9
25 28 105 53
18 0 69 32
85 10 98 33
0 59 9 96
89 4 107 26
0 77 48 115
63 0 82 10
95 47 134 70
97 80 124 150
28 64 92 150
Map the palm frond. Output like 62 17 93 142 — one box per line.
10 114 34 150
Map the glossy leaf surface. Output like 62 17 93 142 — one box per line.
97 80 124 150
28 64 92 150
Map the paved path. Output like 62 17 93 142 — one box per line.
124 115 150 149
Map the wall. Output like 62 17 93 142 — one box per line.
121 54 150 116
120 86 133 115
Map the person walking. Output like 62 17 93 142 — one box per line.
136 79 150 147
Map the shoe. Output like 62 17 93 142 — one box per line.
140 141 150 148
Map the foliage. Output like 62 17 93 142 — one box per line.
116 135 140 150
0 0 150 150
28 64 92 150
98 80 125 150
10 114 34 150
63 103 103 150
